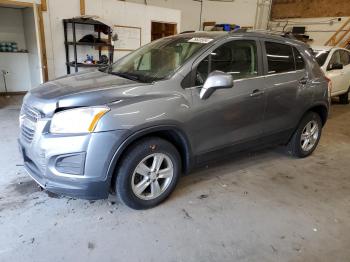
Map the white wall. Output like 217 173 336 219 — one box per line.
0 53 31 92
43 0 181 79
0 7 27 50
42 0 81 80
85 0 181 59
128 0 259 31
23 7 42 89
269 17 350 46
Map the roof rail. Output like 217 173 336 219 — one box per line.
230 29 298 40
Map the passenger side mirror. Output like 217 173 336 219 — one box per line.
200 71 233 100
328 62 343 71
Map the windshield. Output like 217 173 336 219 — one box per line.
313 50 330 66
108 36 211 83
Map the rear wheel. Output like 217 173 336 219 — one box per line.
339 89 349 104
287 112 322 158
116 137 181 210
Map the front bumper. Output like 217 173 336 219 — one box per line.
19 127 129 200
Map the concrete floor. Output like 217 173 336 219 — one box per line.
0 96 350 262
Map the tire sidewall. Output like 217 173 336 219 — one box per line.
294 112 322 157
116 138 181 209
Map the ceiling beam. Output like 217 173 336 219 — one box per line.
0 0 34 8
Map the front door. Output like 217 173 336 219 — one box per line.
327 50 348 95
187 39 266 156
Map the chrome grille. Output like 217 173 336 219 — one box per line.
21 125 35 144
20 104 41 144
22 104 41 123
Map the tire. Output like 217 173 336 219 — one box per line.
339 89 349 104
287 112 322 158
116 137 181 210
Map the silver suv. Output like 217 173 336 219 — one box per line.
19 32 330 209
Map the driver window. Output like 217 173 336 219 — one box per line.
195 40 258 86
340 50 350 66
329 51 341 66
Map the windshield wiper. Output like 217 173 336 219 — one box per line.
110 72 141 82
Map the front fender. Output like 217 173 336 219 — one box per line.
104 125 194 189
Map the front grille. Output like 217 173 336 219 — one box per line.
22 104 41 123
21 125 36 144
20 104 41 144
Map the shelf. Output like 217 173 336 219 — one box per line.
66 62 109 68
63 18 107 26
65 41 113 47
64 17 113 74
0 51 28 54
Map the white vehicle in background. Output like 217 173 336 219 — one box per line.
312 46 350 104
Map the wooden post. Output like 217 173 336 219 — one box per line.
41 0 47 11
37 4 49 82
325 18 350 46
80 0 85 16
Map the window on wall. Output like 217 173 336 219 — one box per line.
265 42 294 74
151 22 177 41
195 40 258 85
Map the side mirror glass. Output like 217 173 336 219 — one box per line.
200 71 233 100
328 62 343 70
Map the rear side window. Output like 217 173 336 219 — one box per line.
265 42 295 74
293 47 305 70
329 50 341 65
340 50 350 65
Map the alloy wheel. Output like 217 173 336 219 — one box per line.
131 153 174 200
300 120 319 152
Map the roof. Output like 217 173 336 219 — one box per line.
176 31 307 47
311 45 334 51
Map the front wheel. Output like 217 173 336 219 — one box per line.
287 112 322 158
116 137 181 209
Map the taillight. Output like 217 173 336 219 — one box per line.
325 76 332 98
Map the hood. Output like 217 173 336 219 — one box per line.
26 70 150 115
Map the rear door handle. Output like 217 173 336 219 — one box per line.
250 89 265 97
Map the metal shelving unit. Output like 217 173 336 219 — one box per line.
63 18 114 74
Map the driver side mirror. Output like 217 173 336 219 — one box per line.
200 71 233 100
328 62 343 71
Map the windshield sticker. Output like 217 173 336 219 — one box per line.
188 37 213 44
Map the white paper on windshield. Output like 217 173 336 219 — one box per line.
188 37 213 44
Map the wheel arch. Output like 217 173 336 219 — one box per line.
106 126 193 189
307 103 329 126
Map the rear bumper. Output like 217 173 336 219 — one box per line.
19 129 129 200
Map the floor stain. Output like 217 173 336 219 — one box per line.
7 180 40 195
182 208 192 219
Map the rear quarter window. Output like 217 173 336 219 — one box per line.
293 47 305 70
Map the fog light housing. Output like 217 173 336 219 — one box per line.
54 153 86 176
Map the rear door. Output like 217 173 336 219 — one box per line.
262 40 311 136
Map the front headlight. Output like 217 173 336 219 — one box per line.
50 106 110 134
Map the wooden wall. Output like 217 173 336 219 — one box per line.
271 0 350 19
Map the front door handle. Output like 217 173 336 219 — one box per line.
250 89 265 97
